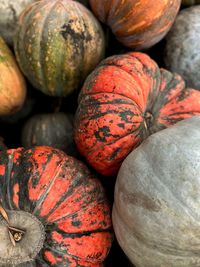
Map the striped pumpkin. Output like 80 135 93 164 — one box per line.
89 0 181 50
0 146 112 266
14 0 105 97
74 52 200 176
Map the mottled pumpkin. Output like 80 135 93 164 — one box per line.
113 116 200 266
74 52 200 176
89 0 181 50
21 112 77 156
0 37 26 116
14 0 105 97
0 146 112 267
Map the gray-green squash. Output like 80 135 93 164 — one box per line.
113 116 200 267
14 0 105 97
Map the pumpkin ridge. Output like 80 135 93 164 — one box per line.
38 1 59 95
32 157 66 215
85 130 140 159
52 198 107 223
5 152 14 210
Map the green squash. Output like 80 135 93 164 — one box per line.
14 0 105 97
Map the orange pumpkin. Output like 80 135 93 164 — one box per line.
74 52 200 176
0 37 26 116
89 0 181 50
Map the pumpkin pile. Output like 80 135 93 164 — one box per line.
1 0 200 266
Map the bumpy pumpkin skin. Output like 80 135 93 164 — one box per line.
0 146 112 267
113 116 200 267
74 52 200 176
0 37 26 116
21 112 77 156
0 0 37 45
14 0 105 97
164 6 200 89
89 0 181 50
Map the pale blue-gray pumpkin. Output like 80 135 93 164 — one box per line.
14 0 105 97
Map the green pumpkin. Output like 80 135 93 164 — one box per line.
14 0 105 97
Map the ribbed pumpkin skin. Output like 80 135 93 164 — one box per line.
14 0 105 97
89 0 181 50
0 146 112 267
74 52 200 176
21 112 77 156
0 37 26 116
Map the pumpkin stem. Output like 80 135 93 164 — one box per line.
143 111 154 134
0 204 26 245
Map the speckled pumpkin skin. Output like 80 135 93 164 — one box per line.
14 0 105 97
164 6 200 89
0 37 26 116
89 0 181 50
74 52 200 176
0 0 37 45
113 116 200 266
0 146 112 267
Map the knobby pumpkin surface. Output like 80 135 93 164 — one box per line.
0 37 26 116
89 0 181 50
14 0 105 97
113 116 200 266
74 52 200 176
0 146 112 267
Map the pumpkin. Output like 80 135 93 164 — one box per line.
0 37 26 116
112 116 200 267
21 112 77 156
0 0 37 46
74 52 200 176
182 0 200 5
0 146 112 267
89 0 181 50
164 6 200 89
14 0 105 97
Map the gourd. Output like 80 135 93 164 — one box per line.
14 0 105 97
164 6 200 89
89 0 181 50
112 116 200 267
0 146 112 267
74 52 200 176
0 0 37 45
0 37 26 116
21 112 77 156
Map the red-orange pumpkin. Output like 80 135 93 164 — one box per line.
89 0 181 50
0 146 112 266
74 52 200 176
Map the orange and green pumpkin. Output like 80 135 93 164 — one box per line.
0 146 112 267
0 37 26 116
14 0 105 97
74 52 200 176
89 0 181 50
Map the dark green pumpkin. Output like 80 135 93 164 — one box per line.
182 0 200 5
14 0 105 97
21 112 77 156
